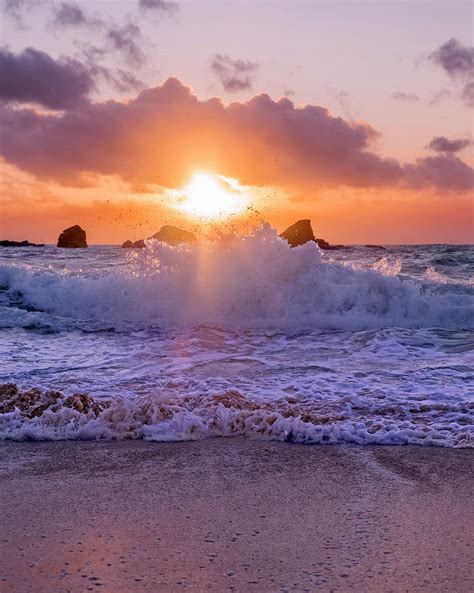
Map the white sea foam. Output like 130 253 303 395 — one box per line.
0 225 472 331
1 231 472 447
0 386 472 447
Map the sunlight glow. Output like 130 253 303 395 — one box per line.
179 173 246 219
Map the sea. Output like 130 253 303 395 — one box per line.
0 224 473 447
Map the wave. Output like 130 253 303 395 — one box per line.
0 225 473 331
0 384 471 447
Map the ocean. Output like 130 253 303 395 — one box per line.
0 225 473 446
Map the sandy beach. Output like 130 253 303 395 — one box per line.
0 439 472 593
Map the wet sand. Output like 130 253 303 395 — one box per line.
0 439 472 593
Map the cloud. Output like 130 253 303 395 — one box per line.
429 38 474 79
2 0 27 19
429 38 474 108
107 69 145 93
402 155 473 193
210 54 259 93
50 3 146 69
51 1 89 27
105 23 146 68
138 0 178 15
461 81 474 108
0 76 472 194
1 0 39 28
428 136 472 153
0 47 95 109
392 91 420 102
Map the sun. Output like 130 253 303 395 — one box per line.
178 173 246 219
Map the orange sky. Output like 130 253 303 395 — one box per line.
1 160 472 245
0 2 473 244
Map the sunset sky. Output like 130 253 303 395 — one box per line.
0 0 473 244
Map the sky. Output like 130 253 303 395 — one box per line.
0 0 473 244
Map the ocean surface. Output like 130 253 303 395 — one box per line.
1 225 473 446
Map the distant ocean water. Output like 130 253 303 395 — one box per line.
0 225 473 446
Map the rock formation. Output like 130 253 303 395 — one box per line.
121 239 145 249
0 240 44 247
0 383 108 417
280 219 346 250
57 225 88 248
314 238 332 250
280 219 315 247
122 221 347 250
149 225 197 245
122 225 197 248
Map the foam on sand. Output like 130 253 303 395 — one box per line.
1 384 471 447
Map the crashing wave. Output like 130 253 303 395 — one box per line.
1 384 472 447
0 225 472 332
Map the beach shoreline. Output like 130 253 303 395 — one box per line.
0 438 472 592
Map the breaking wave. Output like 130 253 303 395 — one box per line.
1 384 472 447
0 225 472 331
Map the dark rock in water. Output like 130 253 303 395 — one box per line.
315 237 331 250
57 225 87 248
316 238 349 250
122 225 197 248
365 244 386 250
280 219 315 247
281 219 347 250
0 383 109 417
149 225 197 245
0 240 45 247
0 383 18 402
122 239 145 248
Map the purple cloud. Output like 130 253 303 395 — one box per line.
2 0 40 28
50 4 147 70
210 54 259 92
429 39 474 108
138 0 178 15
0 75 471 194
428 136 472 153
0 47 94 109
106 23 146 68
108 69 146 93
52 2 88 27
392 91 420 102
403 154 473 192
429 38 474 79
461 81 474 108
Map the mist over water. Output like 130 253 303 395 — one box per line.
1 226 473 446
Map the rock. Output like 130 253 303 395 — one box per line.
315 237 331 250
281 219 347 250
316 238 348 250
63 393 103 414
0 240 44 247
57 225 87 248
365 244 386 250
149 225 197 245
280 219 315 247
121 239 145 248
0 383 109 417
122 225 197 248
0 383 19 402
